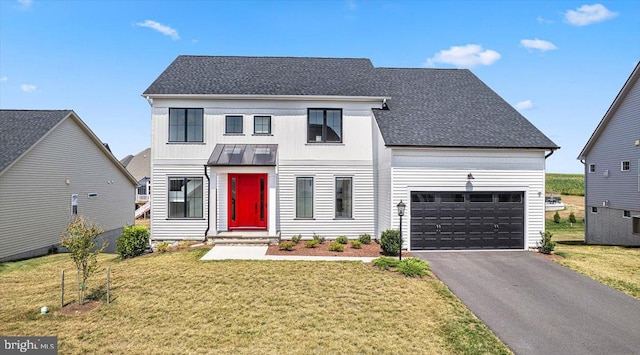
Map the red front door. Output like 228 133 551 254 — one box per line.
228 174 268 230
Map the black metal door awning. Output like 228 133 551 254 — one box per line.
207 144 278 166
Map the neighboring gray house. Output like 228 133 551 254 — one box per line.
578 62 640 246
120 147 151 218
0 110 138 261
143 55 558 250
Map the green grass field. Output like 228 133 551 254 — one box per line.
0 250 509 354
546 173 584 196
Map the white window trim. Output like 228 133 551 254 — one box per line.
295 176 315 219
621 160 630 172
623 210 631 219
334 176 354 219
588 164 595 173
167 176 204 219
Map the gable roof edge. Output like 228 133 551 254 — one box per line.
578 62 640 160
66 112 138 186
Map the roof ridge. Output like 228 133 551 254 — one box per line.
177 55 372 61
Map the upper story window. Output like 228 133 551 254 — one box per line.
308 109 342 143
589 164 595 173
169 108 203 142
254 116 271 134
225 115 243 134
621 161 630 171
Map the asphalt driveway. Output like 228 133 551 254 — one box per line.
413 251 640 355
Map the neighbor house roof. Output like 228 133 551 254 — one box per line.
121 147 151 182
144 55 558 150
372 68 559 149
0 109 138 184
578 62 640 159
0 110 72 172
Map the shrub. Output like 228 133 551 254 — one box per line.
372 257 400 271
351 240 362 249
278 241 297 251
538 231 556 254
380 229 400 256
312 233 326 244
336 235 349 244
305 240 319 248
569 212 577 223
116 225 150 259
397 258 430 278
358 233 372 244
291 234 302 243
156 241 170 253
553 211 561 224
328 241 344 252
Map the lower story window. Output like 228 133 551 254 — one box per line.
633 217 640 235
168 177 203 218
335 177 352 218
591 206 598 213
296 177 313 218
623 210 631 218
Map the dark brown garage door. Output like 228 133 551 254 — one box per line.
410 191 524 250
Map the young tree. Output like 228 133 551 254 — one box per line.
60 216 106 305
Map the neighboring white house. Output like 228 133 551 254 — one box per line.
578 62 640 246
121 147 152 218
142 56 558 250
0 110 138 261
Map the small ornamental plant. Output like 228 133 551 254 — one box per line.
278 241 297 251
569 212 577 224
553 211 561 224
538 231 556 254
305 240 319 248
350 240 362 249
156 241 170 253
291 234 302 243
372 257 400 271
380 229 400 256
336 235 349 244
358 233 372 245
312 233 326 244
328 241 344 252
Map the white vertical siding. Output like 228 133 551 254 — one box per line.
390 149 547 250
0 117 135 261
372 118 391 239
277 162 375 239
151 161 208 240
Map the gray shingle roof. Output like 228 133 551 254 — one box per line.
143 55 380 97
144 55 558 149
372 68 558 149
0 110 72 172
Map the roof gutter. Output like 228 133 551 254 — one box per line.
545 150 554 159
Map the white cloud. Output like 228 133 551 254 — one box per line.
565 3 617 26
136 20 180 40
537 16 553 24
0 76 7 82
17 0 32 8
426 44 501 68
21 84 36 92
346 0 357 10
521 38 557 52
515 100 534 110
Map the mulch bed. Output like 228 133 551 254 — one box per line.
55 300 100 316
266 241 412 258
537 252 564 261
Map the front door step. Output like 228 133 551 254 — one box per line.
208 232 280 246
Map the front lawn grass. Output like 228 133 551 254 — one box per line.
0 250 510 354
553 243 640 300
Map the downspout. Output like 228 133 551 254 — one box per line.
204 165 210 242
545 150 554 159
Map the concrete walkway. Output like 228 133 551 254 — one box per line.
200 245 376 262
413 251 640 355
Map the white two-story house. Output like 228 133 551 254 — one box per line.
142 56 558 251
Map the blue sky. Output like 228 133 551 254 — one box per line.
1 0 638 173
